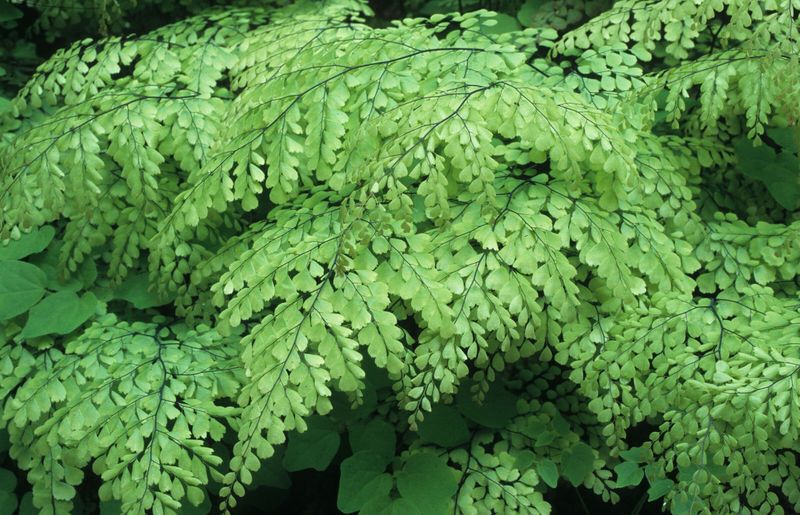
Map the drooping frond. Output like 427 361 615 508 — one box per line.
2 315 241 514
0 0 798 513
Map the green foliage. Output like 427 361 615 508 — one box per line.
0 225 55 261
3 315 241 514
7 0 242 40
0 260 48 320
282 417 340 472
0 0 37 99
337 450 393 513
0 466 18 512
18 290 97 338
562 442 595 486
734 127 800 209
0 0 798 513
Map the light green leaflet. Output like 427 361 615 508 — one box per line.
0 0 798 514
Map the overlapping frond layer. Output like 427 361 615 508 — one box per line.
1 315 241 513
0 0 798 513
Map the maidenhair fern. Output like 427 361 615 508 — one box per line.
0 0 798 513
4 316 240 514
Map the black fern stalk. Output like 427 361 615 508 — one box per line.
0 0 798 514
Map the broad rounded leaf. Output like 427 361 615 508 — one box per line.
648 478 674 501
349 419 395 460
396 452 457 514
517 0 540 26
100 501 123 514
479 13 521 35
283 426 341 472
734 131 800 210
562 442 594 486
0 490 17 513
18 493 35 515
0 226 55 260
0 260 47 320
418 405 470 447
337 451 392 514
250 454 291 490
113 273 174 309
0 467 16 491
536 459 559 488
619 447 647 463
0 469 18 513
378 499 422 515
614 462 644 488
456 382 517 428
20 291 98 338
